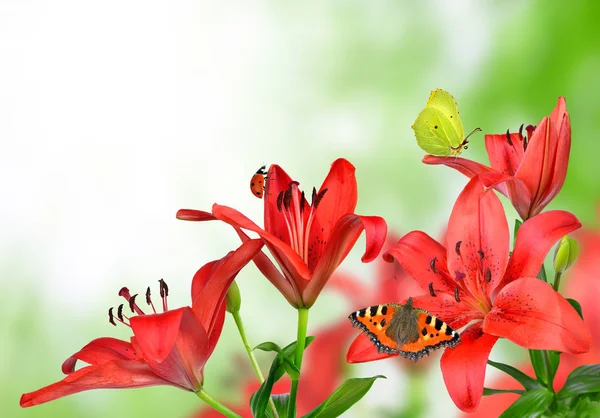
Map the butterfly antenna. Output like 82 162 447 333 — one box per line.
464 127 482 142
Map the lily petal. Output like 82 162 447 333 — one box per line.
190 259 226 356
440 323 498 412
485 133 525 177
514 117 562 218
20 360 168 407
484 277 591 353
130 307 208 390
502 210 581 288
234 227 298 306
384 231 455 293
346 332 398 363
191 238 264 333
61 337 141 373
176 209 217 221
411 293 483 330
422 155 508 196
538 110 570 212
447 177 509 297
308 159 358 268
304 214 386 307
212 203 311 284
264 164 296 246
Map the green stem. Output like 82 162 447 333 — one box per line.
232 310 278 418
195 387 242 418
553 271 563 292
542 350 555 392
287 308 310 418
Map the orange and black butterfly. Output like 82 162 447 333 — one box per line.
348 297 461 362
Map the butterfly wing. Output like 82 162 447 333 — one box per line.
397 309 461 361
427 88 465 147
348 304 400 354
412 107 456 156
412 89 466 155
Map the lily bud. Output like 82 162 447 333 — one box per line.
554 236 579 274
226 280 242 313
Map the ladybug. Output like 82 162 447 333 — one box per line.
250 165 268 198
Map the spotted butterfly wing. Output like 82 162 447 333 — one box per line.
348 298 461 362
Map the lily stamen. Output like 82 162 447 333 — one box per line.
159 279 169 312
118 287 145 315
146 286 157 314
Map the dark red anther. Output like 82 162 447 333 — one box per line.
518 124 525 141
455 241 462 256
429 282 436 297
276 191 284 212
159 279 169 297
283 186 292 210
159 279 169 312
108 307 116 326
300 191 306 213
146 286 157 313
314 188 328 209
524 124 535 151
311 187 317 206
505 129 513 146
117 304 125 321
430 257 437 273
477 249 484 260
454 286 460 303
485 268 492 283
129 294 138 313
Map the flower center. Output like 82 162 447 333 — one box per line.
108 279 170 327
506 123 536 151
276 181 328 265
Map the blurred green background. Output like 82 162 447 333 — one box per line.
2 1 599 417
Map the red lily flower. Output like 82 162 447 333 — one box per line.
20 239 263 408
423 97 570 220
468 213 600 417
177 158 387 308
193 322 352 417
346 176 590 412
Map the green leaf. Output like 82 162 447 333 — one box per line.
558 365 600 400
514 218 523 241
250 355 284 418
553 395 600 418
271 394 290 416
488 359 544 391
499 388 554 418
567 298 584 320
250 337 316 417
254 341 300 380
301 375 385 418
254 337 315 382
529 350 561 388
483 387 525 396
538 263 548 282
